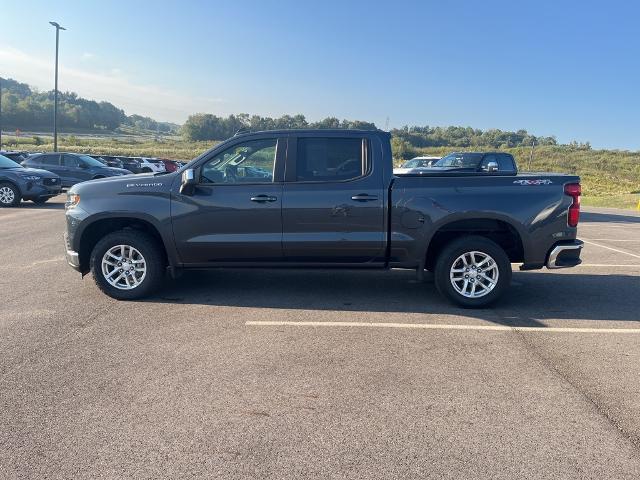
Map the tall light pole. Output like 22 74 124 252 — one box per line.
49 21 66 152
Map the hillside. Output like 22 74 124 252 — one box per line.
0 77 178 134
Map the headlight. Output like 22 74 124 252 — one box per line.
65 193 80 210
20 175 41 181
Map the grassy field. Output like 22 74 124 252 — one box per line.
3 134 639 210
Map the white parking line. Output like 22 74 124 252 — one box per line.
578 264 640 267
582 239 640 260
246 321 640 334
583 239 640 242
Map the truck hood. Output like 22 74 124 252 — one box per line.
70 171 176 194
96 166 134 176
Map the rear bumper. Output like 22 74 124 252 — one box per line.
546 240 583 269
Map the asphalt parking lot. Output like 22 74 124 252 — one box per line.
1 196 639 479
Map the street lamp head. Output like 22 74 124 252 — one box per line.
49 21 66 30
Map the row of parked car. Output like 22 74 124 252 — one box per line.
394 152 517 174
0 150 185 207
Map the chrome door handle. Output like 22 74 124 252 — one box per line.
250 195 277 203
351 194 378 202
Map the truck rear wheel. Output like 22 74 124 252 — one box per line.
434 235 511 308
90 230 165 300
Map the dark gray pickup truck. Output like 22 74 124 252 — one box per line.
64 129 583 307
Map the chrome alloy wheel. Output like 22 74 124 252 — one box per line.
101 245 147 290
449 250 499 298
0 186 15 204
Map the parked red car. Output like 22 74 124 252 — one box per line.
159 159 181 172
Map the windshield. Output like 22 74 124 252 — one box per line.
77 154 107 167
434 153 483 168
0 154 23 168
402 159 418 168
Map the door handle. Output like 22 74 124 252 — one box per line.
351 194 378 202
250 195 278 203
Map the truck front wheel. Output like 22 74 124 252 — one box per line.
90 230 165 300
434 235 511 308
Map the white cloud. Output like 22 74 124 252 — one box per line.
81 52 95 60
0 46 223 123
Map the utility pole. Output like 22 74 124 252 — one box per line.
528 139 536 171
49 22 66 152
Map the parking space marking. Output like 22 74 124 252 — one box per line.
582 239 640 259
578 264 640 267
246 321 640 334
580 263 640 268
583 239 640 242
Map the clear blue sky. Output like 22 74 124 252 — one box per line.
1 0 639 149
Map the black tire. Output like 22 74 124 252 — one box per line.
32 197 49 204
434 235 511 308
90 230 165 300
0 182 21 207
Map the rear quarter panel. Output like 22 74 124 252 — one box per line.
390 173 580 267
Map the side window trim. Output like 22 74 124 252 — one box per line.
285 136 370 184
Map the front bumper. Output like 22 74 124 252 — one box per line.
546 240 583 269
64 232 81 272
21 182 62 200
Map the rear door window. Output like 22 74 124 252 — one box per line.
296 138 364 182
63 155 80 167
38 154 61 166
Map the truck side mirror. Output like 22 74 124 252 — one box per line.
180 168 196 195
483 161 499 172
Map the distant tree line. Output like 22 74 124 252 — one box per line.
181 113 559 150
181 113 378 141
391 125 557 149
0 77 177 133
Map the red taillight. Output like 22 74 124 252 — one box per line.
564 183 581 227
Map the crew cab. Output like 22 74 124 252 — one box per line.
64 130 583 307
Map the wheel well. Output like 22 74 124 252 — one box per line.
0 180 20 191
425 219 524 270
78 218 167 273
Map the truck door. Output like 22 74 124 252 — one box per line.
171 136 285 264
281 135 386 264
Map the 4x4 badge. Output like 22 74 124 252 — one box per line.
513 179 553 185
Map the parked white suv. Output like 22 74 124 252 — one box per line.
135 157 166 174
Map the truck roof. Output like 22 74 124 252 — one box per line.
233 128 390 137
